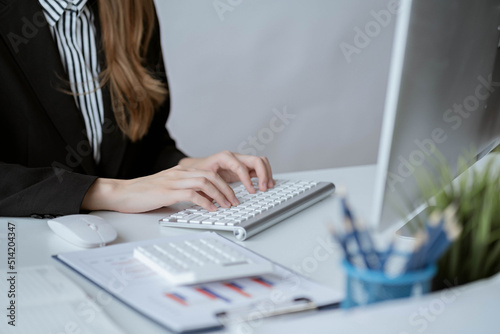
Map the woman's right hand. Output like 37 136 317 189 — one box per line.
81 166 241 213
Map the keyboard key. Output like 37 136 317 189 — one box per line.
201 220 215 225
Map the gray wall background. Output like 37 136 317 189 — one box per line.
154 0 397 173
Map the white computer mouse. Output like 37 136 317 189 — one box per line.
47 214 117 248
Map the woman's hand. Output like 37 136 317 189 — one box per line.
178 151 275 193
81 151 274 213
81 166 242 213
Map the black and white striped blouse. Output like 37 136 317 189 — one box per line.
39 0 104 163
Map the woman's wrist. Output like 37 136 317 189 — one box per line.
81 178 122 211
178 157 198 168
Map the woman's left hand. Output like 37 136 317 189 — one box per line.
179 151 275 194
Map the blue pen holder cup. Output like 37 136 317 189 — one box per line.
341 260 437 309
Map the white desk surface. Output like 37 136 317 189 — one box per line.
1 161 499 334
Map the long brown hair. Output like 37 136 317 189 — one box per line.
97 0 167 142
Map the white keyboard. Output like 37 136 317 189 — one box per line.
133 234 274 285
159 179 335 240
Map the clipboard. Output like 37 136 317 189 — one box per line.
53 232 342 333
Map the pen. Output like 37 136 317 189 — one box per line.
424 210 445 250
426 207 461 264
354 219 381 270
338 190 376 269
404 230 429 272
383 236 414 277
338 187 355 223
342 217 368 269
412 210 444 270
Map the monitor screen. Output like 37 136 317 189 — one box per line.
371 0 500 231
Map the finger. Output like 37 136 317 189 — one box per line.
258 156 275 188
255 157 276 188
262 156 275 188
197 191 214 202
175 177 233 209
173 168 239 206
177 189 217 212
237 155 270 191
198 170 240 206
217 151 256 194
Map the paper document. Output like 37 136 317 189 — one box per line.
0 265 125 334
54 232 342 333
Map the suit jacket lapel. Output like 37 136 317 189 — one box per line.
0 0 97 175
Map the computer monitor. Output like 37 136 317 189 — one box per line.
371 0 500 232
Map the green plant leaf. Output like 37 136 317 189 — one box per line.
484 239 500 276
415 148 500 285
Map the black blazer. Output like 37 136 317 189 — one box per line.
0 0 186 217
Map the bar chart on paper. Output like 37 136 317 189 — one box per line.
163 277 276 307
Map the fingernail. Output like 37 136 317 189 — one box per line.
210 204 217 211
224 199 231 207
268 179 274 188
234 198 240 205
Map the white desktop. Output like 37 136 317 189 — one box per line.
2 160 500 334
3 0 500 332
